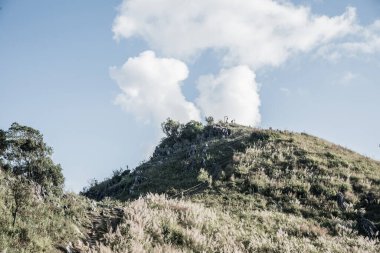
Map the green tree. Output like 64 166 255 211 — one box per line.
161 118 181 139
3 123 64 195
179 120 204 141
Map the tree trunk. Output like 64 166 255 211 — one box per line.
12 206 18 227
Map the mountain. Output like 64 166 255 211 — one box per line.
81 120 380 252
1 121 380 252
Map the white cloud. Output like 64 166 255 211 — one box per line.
111 0 373 128
110 51 201 124
113 0 357 69
340 20 380 54
196 66 260 126
318 19 380 59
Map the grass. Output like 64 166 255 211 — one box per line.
0 169 91 252
94 194 379 252
83 123 380 252
1 122 380 252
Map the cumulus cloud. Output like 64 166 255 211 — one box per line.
110 51 201 124
196 66 260 126
113 0 357 69
111 0 370 127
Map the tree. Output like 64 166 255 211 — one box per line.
3 123 64 195
0 129 7 167
179 120 204 141
10 178 31 227
205 116 214 126
161 118 181 139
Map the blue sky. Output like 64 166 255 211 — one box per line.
1 0 379 192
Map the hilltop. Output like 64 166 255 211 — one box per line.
1 120 380 252
81 119 380 252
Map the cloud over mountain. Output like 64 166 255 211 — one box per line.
111 0 369 127
110 51 200 124
196 66 261 126
113 0 357 69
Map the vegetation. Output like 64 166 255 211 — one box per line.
1 123 64 195
83 119 380 252
0 123 86 252
1 120 380 252
96 194 380 252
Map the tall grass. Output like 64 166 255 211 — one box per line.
94 194 379 253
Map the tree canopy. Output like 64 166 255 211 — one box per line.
0 123 64 195
161 118 181 139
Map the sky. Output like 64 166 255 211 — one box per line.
0 0 379 192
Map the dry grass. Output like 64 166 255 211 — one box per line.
87 194 380 253
2 124 380 252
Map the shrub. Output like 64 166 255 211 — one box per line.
179 121 204 142
197 168 212 186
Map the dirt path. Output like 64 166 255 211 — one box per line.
85 206 124 250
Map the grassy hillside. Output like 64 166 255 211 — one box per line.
0 123 96 252
0 168 85 252
1 121 380 252
86 194 380 252
83 121 380 252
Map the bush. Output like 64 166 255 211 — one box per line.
197 168 212 186
179 121 204 142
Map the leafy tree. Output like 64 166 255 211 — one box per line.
205 116 214 126
161 118 181 139
3 123 64 195
179 120 204 141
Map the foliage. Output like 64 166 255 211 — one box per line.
0 129 6 153
161 118 181 139
0 169 89 252
10 177 32 227
0 129 6 167
84 122 380 251
1 120 380 252
197 168 212 186
178 120 204 142
161 118 205 142
1 123 64 195
205 116 214 126
0 124 72 251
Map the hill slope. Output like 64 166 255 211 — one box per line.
1 121 380 252
82 122 380 252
